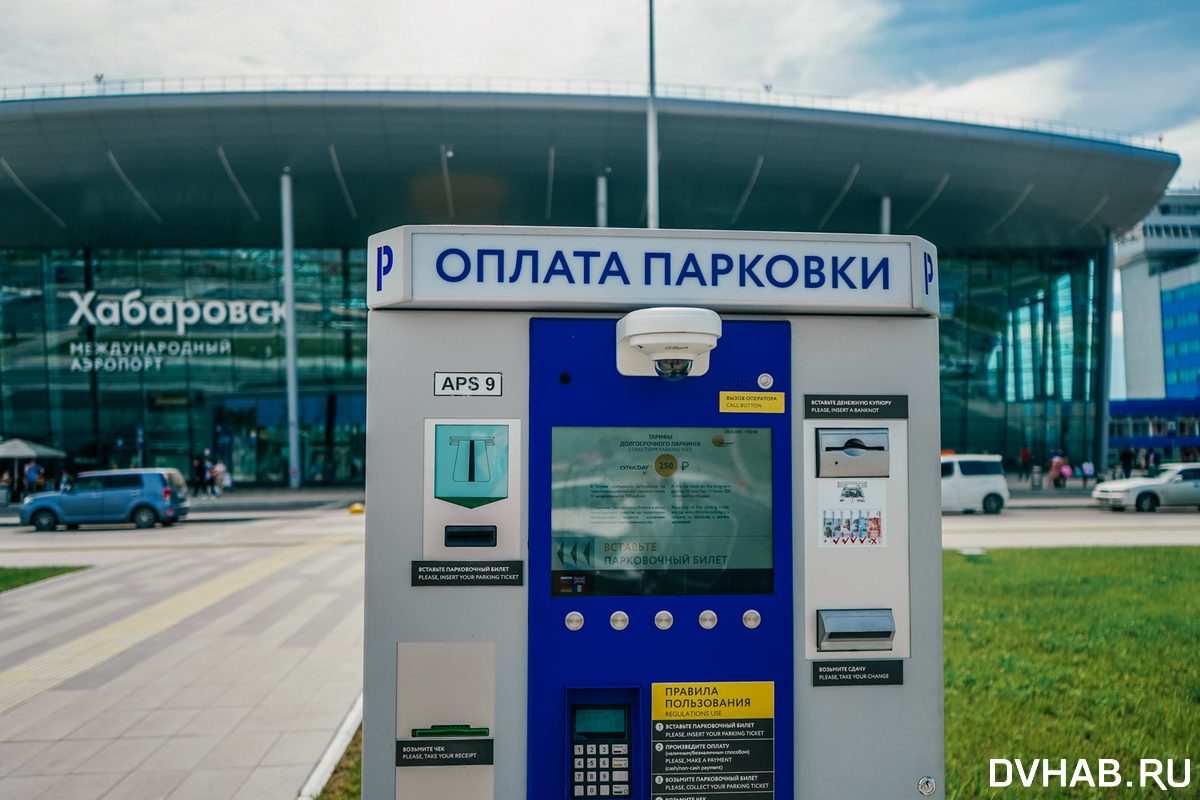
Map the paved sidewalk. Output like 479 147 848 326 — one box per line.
0 510 364 800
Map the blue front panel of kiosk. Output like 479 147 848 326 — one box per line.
528 318 793 800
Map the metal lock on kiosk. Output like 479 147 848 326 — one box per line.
364 225 945 800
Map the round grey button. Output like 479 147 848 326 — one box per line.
757 373 774 389
565 611 584 631
742 609 762 629
610 611 629 630
698 610 718 629
918 776 936 796
654 610 674 630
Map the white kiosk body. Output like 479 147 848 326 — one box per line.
364 226 944 800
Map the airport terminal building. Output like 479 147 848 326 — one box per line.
0 78 1178 482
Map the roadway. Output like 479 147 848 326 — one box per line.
0 508 364 800
942 505 1200 550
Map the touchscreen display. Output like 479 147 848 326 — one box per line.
550 426 772 596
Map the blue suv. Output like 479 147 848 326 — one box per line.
21 469 190 531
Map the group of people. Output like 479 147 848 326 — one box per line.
1017 446 1096 488
0 461 66 502
191 451 233 498
1117 446 1172 479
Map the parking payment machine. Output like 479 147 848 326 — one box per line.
364 226 944 799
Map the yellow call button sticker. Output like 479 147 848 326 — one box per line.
652 681 774 720
719 392 785 414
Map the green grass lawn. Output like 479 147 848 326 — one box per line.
317 725 361 800
945 547 1200 798
0 566 86 594
315 547 1200 800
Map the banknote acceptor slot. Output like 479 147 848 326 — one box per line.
816 428 890 478
816 608 896 651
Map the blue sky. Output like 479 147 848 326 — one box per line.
1 0 1198 182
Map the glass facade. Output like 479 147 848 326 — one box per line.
0 248 366 483
1162 281 1200 396
938 249 1106 469
0 246 1109 480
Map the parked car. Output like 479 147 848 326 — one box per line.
20 469 190 531
941 454 1009 514
1091 463 1200 512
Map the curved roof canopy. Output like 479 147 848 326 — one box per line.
0 91 1179 251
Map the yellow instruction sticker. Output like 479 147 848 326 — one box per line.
652 681 774 721
719 392 785 414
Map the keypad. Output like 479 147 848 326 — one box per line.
571 741 630 798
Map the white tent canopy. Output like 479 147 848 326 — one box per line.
0 439 66 459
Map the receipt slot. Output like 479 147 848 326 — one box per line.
364 225 944 800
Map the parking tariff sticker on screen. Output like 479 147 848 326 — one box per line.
550 426 773 596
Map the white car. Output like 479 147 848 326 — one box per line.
1092 463 1200 512
941 454 1009 514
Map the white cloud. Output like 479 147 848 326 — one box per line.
654 0 898 92
1163 116 1200 189
0 0 896 92
871 59 1080 121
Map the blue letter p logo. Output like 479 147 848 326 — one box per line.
377 245 393 292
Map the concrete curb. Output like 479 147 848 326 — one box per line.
298 691 364 800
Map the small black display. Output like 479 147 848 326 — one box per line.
572 706 629 740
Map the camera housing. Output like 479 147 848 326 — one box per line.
615 307 722 380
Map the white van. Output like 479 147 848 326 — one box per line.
941 454 1009 514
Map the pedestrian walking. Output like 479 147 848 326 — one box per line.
191 457 205 497
23 460 43 496
1119 447 1134 479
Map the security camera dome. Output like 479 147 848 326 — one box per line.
616 307 722 379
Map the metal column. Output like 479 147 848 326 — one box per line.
281 169 301 489
596 175 608 228
646 0 659 229
1095 230 1116 474
880 196 891 234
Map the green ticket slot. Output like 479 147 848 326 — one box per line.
411 724 490 738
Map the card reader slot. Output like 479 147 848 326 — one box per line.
445 525 498 547
411 724 490 737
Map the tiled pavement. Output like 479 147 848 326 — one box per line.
0 511 364 800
